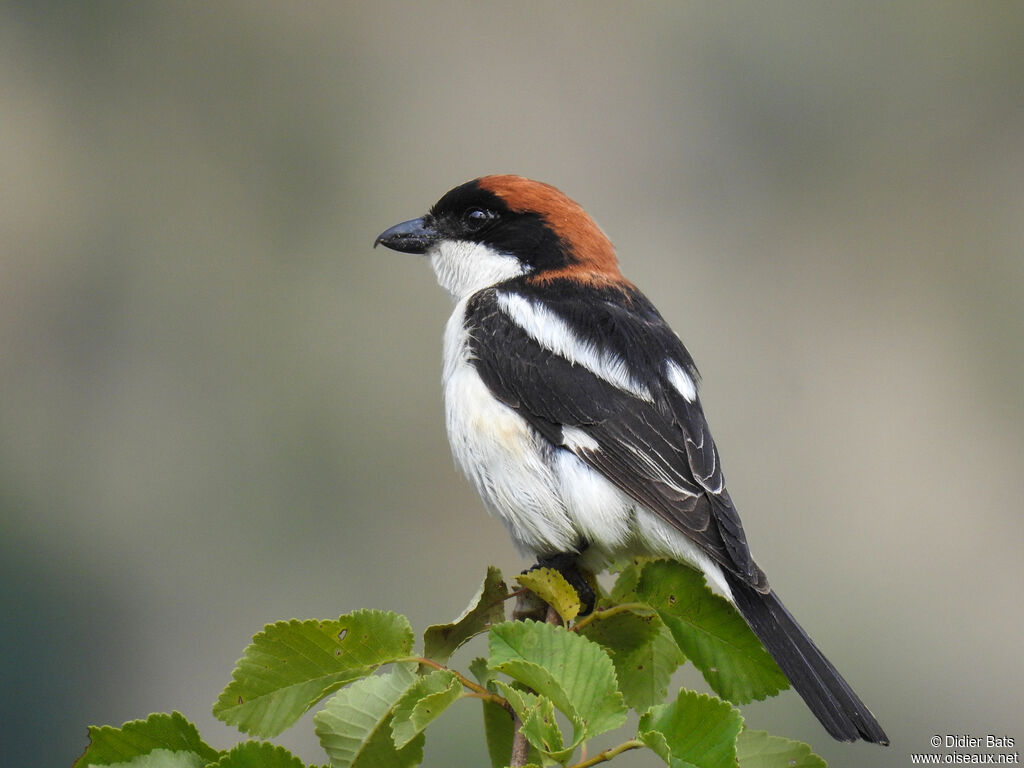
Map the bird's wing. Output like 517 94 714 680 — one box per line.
465 281 766 589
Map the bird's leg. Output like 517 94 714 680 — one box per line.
529 553 597 616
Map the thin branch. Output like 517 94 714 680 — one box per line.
509 709 531 767
402 656 504 705
570 602 655 633
506 586 531 602
568 739 646 768
508 590 565 766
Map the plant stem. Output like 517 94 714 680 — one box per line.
508 590 564 766
571 602 654 633
509 710 530 768
403 656 498 702
568 739 645 768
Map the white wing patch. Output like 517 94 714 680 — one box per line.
665 359 697 402
496 291 653 402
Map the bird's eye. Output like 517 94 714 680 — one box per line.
463 207 495 231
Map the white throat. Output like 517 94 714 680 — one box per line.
429 240 528 300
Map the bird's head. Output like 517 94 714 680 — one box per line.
374 175 623 300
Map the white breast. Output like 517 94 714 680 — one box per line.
442 297 581 555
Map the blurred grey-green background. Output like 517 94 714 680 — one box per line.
2 3 1022 767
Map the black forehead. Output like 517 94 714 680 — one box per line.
426 178 569 269
429 179 509 218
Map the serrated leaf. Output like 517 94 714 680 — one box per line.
478 668 547 766
516 568 581 623
94 750 206 768
736 729 826 768
390 669 463 748
608 557 656 603
207 742 306 768
489 620 627 745
493 683 576 764
214 610 414 737
491 681 537 721
314 663 423 768
75 712 221 768
579 608 683 712
634 560 788 703
638 689 743 768
517 692 572 763
615 622 686 712
424 566 508 664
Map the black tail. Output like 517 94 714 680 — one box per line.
725 572 889 744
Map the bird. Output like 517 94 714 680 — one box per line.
374 174 888 745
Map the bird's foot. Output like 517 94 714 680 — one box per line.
527 553 596 616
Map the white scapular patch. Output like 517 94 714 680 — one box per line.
496 291 653 401
430 240 527 301
665 359 697 402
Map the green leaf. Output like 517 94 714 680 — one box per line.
517 692 572 763
390 669 463 748
616 622 686 713
214 610 414 737
75 712 221 768
473 654 549 766
493 683 577 764
478 684 545 768
519 702 566 763
634 560 788 703
489 620 627 745
608 557 654 603
468 656 497 691
480 696 514 768
313 663 423 768
579 607 684 712
516 567 581 623
208 742 307 768
638 689 743 768
578 607 661 656
735 730 827 768
423 566 508 664
92 750 206 768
